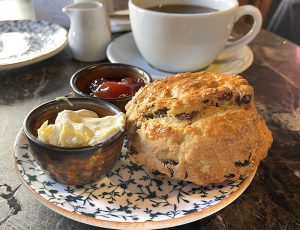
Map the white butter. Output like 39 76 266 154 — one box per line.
37 109 125 147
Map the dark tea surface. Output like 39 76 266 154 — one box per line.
147 4 218 14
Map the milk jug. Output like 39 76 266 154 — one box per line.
63 1 111 62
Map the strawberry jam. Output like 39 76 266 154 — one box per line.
89 78 145 98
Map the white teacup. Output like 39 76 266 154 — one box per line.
129 0 262 73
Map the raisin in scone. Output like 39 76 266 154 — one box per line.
125 72 272 185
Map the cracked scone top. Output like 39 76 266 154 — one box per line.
125 72 273 185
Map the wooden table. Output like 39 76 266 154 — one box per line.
0 1 299 229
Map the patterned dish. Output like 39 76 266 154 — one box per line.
14 130 257 229
0 20 67 71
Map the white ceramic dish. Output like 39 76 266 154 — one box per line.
109 10 131 33
107 33 254 80
0 20 68 71
14 129 257 229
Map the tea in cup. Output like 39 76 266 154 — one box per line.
129 0 262 73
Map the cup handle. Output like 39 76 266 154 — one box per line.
224 5 262 50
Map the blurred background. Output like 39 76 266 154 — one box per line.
0 0 299 45
239 0 300 45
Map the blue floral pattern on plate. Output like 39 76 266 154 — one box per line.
14 130 256 229
0 20 67 70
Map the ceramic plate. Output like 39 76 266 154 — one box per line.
14 130 257 229
0 20 68 71
109 9 131 33
106 33 254 80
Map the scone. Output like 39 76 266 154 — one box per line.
125 72 272 185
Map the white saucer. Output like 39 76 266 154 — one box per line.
110 17 131 33
107 33 254 80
